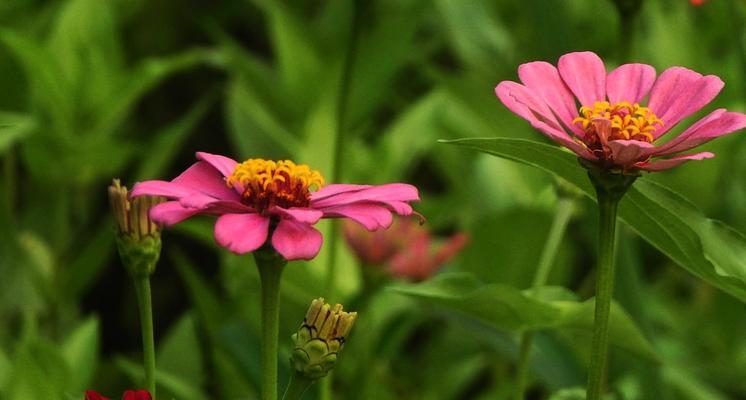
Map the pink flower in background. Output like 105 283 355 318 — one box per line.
131 153 420 261
344 218 468 281
496 51 746 172
85 390 151 400
690 0 708 5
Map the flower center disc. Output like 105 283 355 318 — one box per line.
226 159 324 210
573 101 663 149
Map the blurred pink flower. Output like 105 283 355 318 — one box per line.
85 390 151 400
690 0 708 5
131 154 420 261
496 51 746 172
344 218 468 281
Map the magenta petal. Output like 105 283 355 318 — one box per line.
518 61 583 135
557 51 606 106
149 201 201 226
214 213 270 254
310 184 373 202
173 161 241 201
311 183 419 208
640 152 715 171
270 207 324 224
320 203 395 231
653 110 746 155
131 180 194 199
196 152 238 178
606 63 656 104
178 194 252 213
271 219 323 261
495 81 594 158
647 67 724 138
607 140 655 166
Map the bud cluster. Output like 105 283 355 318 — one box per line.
290 298 357 380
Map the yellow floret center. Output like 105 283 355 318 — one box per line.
573 101 663 143
226 159 324 210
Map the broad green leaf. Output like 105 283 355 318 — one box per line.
158 313 204 388
60 317 99 393
391 273 658 361
116 357 207 400
443 137 746 301
62 222 114 299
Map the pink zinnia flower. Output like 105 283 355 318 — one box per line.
85 390 151 400
496 51 746 172
130 153 420 260
344 218 468 281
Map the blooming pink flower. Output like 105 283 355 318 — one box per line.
496 51 746 172
130 153 420 260
85 390 151 400
343 218 468 281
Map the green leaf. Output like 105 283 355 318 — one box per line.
157 313 204 389
390 273 658 361
60 317 99 393
116 357 207 400
442 137 746 301
0 111 35 154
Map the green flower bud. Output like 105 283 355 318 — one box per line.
290 298 357 381
108 179 164 277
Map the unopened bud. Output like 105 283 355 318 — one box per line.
290 298 357 380
108 179 164 277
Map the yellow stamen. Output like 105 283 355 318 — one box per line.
226 159 324 210
572 101 663 144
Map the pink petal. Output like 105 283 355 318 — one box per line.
172 161 241 201
606 63 656 104
131 180 194 199
271 219 323 260
269 207 324 224
311 183 419 208
311 184 373 202
320 203 395 231
639 152 715 171
178 194 253 213
557 51 606 106
214 213 270 254
196 152 238 178
149 201 201 226
518 61 583 135
647 67 724 138
495 81 595 158
607 140 656 166
652 110 746 155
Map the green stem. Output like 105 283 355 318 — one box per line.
586 192 621 400
513 197 575 400
282 372 314 400
256 251 287 400
133 276 157 398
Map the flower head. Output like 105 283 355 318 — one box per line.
108 179 164 277
84 390 151 400
130 153 420 260
290 298 357 380
496 51 746 172
344 217 468 281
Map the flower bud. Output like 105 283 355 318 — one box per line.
290 298 357 381
108 179 164 277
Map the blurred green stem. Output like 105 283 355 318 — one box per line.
586 192 621 400
133 276 157 399
513 197 574 400
256 251 287 400
282 372 313 400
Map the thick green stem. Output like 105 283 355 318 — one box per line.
282 372 314 400
513 197 575 400
133 276 157 398
586 193 621 400
256 252 287 400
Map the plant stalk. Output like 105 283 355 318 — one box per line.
586 192 621 400
256 252 287 400
513 197 575 400
282 372 314 400
133 276 157 399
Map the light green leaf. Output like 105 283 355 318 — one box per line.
391 273 658 361
443 137 746 301
158 313 204 388
0 111 35 154
60 317 99 393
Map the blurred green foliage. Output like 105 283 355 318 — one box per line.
0 0 745 399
